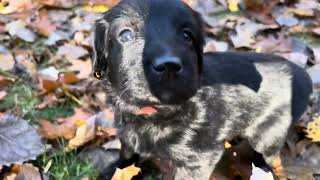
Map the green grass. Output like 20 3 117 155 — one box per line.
37 140 100 180
293 33 320 47
0 83 78 123
0 84 39 115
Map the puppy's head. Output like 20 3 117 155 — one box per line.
93 0 204 110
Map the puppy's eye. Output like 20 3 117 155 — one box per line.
182 30 193 42
119 29 135 42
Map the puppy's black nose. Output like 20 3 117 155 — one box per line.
153 56 182 74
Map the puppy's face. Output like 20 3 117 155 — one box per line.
93 0 204 109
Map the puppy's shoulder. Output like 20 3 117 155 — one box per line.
202 52 266 92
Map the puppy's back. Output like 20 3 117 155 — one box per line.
202 52 312 121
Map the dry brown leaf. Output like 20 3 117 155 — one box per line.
111 164 141 180
64 108 92 124
253 35 292 53
15 164 41 180
67 59 92 79
65 120 95 151
100 127 117 137
0 0 33 14
29 10 56 37
0 53 14 71
15 50 38 78
0 76 13 88
4 173 16 180
59 72 80 84
38 72 80 93
38 75 61 93
38 119 77 140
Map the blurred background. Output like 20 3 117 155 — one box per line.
0 0 319 179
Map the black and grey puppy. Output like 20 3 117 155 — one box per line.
92 0 313 179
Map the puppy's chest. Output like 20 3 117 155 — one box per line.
117 113 194 158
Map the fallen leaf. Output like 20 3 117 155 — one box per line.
204 40 229 52
0 0 32 14
0 115 45 166
281 52 308 67
65 119 95 151
89 0 120 7
307 64 320 86
15 164 41 180
253 35 292 53
39 66 60 81
224 141 232 149
38 75 60 93
0 76 14 88
250 164 274 180
103 139 121 150
38 119 77 140
67 59 92 79
227 0 239 12
38 71 81 93
289 8 314 17
45 30 70 46
15 50 38 78
111 164 141 180
313 27 320 36
305 116 320 142
0 91 7 100
276 15 299 27
230 20 266 48
64 108 92 124
82 5 109 13
0 53 14 71
38 0 82 8
58 44 89 59
59 72 80 84
36 94 58 109
29 10 56 37
313 48 320 64
5 20 36 42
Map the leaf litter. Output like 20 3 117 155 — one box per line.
0 0 320 179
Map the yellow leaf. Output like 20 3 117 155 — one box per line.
255 47 262 53
228 0 239 12
224 141 232 149
83 5 109 13
112 164 141 180
75 119 86 127
65 123 95 151
305 116 320 142
0 2 5 10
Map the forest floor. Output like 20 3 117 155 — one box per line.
0 0 320 179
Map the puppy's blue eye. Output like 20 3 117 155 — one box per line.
119 29 135 42
183 30 192 42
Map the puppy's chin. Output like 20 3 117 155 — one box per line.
153 88 197 105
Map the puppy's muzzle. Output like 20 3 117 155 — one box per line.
152 56 183 79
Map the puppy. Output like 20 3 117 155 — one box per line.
92 0 313 179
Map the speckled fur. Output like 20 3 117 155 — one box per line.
92 0 313 179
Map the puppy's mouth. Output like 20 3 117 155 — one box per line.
118 95 180 116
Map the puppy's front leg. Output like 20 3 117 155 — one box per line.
174 145 224 180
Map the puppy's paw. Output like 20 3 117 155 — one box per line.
272 157 286 180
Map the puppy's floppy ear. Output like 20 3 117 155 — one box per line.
92 18 109 80
192 10 205 74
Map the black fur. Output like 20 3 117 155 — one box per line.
92 0 313 179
